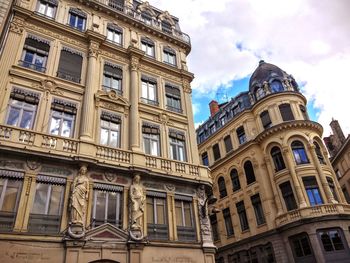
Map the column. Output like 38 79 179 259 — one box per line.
282 146 307 207
307 142 335 203
80 40 99 141
129 54 140 151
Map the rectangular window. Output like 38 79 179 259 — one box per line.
108 0 124 11
303 177 323 206
212 143 221 161
251 194 265 225
49 99 77 138
175 195 196 241
141 77 158 105
0 170 24 231
327 177 338 202
335 169 342 179
163 47 176 66
210 214 219 241
279 103 294 121
236 201 249 231
260 110 272 129
142 124 160 156
279 181 298 211
91 183 123 228
103 63 122 95
161 21 172 34
19 35 50 72
318 229 345 252
147 191 168 240
107 24 122 45
169 130 186 162
224 135 233 153
141 12 152 25
6 88 39 129
289 233 314 259
236 126 246 144
165 84 182 113
342 187 350 204
36 0 57 18
57 48 83 83
223 208 234 237
68 8 86 31
100 112 121 148
141 38 155 57
28 175 66 233
201 152 209 166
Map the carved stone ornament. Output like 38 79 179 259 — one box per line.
9 17 25 35
130 57 140 71
32 79 63 96
26 159 41 171
182 79 192 94
129 174 145 241
88 42 100 58
164 184 175 192
68 165 90 239
104 172 115 182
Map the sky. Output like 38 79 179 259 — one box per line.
149 0 350 137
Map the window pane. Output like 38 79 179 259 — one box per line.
112 78 120 90
184 202 192 227
321 232 333 251
2 180 21 212
48 185 63 215
62 119 73 137
107 30 114 41
156 198 165 224
100 128 109 145
146 197 154 223
20 110 34 129
32 183 49 214
34 54 45 67
292 239 303 257
107 192 117 221
24 51 34 63
110 130 119 147
47 5 54 17
149 84 155 101
69 15 76 27
95 191 107 220
330 231 345 250
50 117 61 135
7 107 20 126
151 140 159 156
38 3 46 14
141 82 148 98
175 201 183 226
77 17 84 30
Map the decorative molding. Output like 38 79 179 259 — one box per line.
32 79 63 96
9 17 25 35
95 90 130 115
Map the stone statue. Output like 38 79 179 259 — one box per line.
129 174 145 241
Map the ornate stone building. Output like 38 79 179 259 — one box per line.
0 0 214 262
196 61 350 263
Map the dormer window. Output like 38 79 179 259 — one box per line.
270 80 284 92
141 11 153 25
161 20 172 34
255 87 265 100
141 38 155 58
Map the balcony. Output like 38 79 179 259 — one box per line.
0 125 210 182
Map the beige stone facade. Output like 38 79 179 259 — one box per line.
0 1 214 263
196 61 350 263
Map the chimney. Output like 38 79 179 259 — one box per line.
209 100 219 117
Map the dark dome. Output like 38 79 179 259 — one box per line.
249 60 288 91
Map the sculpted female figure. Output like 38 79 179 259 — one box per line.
130 174 145 230
70 165 89 226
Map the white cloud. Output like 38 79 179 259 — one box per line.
149 0 350 136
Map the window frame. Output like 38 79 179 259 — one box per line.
218 177 227 198
163 48 176 66
106 24 123 45
141 38 155 58
100 112 121 148
36 0 57 19
141 78 158 106
102 63 123 95
279 181 298 211
169 135 186 162
175 196 196 242
223 207 234 237
291 140 309 165
236 200 249 231
224 135 233 153
146 192 168 240
318 228 346 253
201 152 209 166
289 233 314 259
68 9 86 31
251 194 266 225
212 143 221 161
302 176 323 206
230 169 241 192
142 124 161 157
279 103 295 121
271 146 286 172
260 110 272 129
236 126 246 145
244 161 256 185
6 98 38 130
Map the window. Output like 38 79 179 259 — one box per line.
289 233 314 260
141 38 155 57
260 110 272 129
219 116 226 127
236 201 249 231
210 214 219 241
36 0 57 18
163 47 176 66
68 8 86 31
279 103 294 121
218 177 227 198
326 177 338 202
57 48 83 83
292 140 309 165
107 0 124 11
198 132 205 144
271 146 286 172
161 20 172 34
270 80 284 92
141 76 158 105
335 169 342 179
169 130 186 162
212 143 221 161
300 105 309 120
279 181 297 211
303 176 323 206
342 187 350 204
141 11 152 25
224 135 233 153
209 124 216 134
223 208 234 237
318 229 345 252
19 35 50 72
91 183 123 228
255 87 265 100
201 152 209 166
106 24 122 45
251 194 265 225
100 112 121 148
236 126 246 144
165 84 182 113
0 170 24 231
147 191 168 240
49 99 77 138
142 124 160 156
232 103 241 115
175 195 196 241
6 88 39 129
244 161 256 185
314 142 325 164
28 175 66 233
103 63 122 95
230 169 241 192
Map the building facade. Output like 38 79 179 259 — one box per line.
324 120 350 204
0 1 215 263
196 61 350 263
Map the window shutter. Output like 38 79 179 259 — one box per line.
165 84 180 97
25 35 50 53
163 47 176 55
101 111 121 124
69 8 86 18
10 87 40 105
142 123 160 134
104 63 122 78
57 49 83 81
169 129 185 141
141 37 154 46
141 75 157 84
302 177 318 188
51 98 77 114
107 23 123 33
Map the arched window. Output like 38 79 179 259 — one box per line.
271 146 286 172
244 161 256 185
218 177 227 198
291 141 309 165
230 169 241 191
260 110 272 129
255 87 265 100
314 142 325 164
270 80 284 92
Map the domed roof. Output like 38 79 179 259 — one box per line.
249 60 288 91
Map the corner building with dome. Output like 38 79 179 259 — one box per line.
196 61 350 263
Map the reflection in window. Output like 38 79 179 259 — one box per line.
169 130 186 162
303 176 323 206
218 177 227 198
147 192 168 240
271 146 286 172
236 126 246 144
20 36 50 72
292 140 309 165
49 99 77 138
100 112 121 148
141 77 157 105
270 80 284 92
37 0 57 18
142 124 160 156
175 196 196 241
